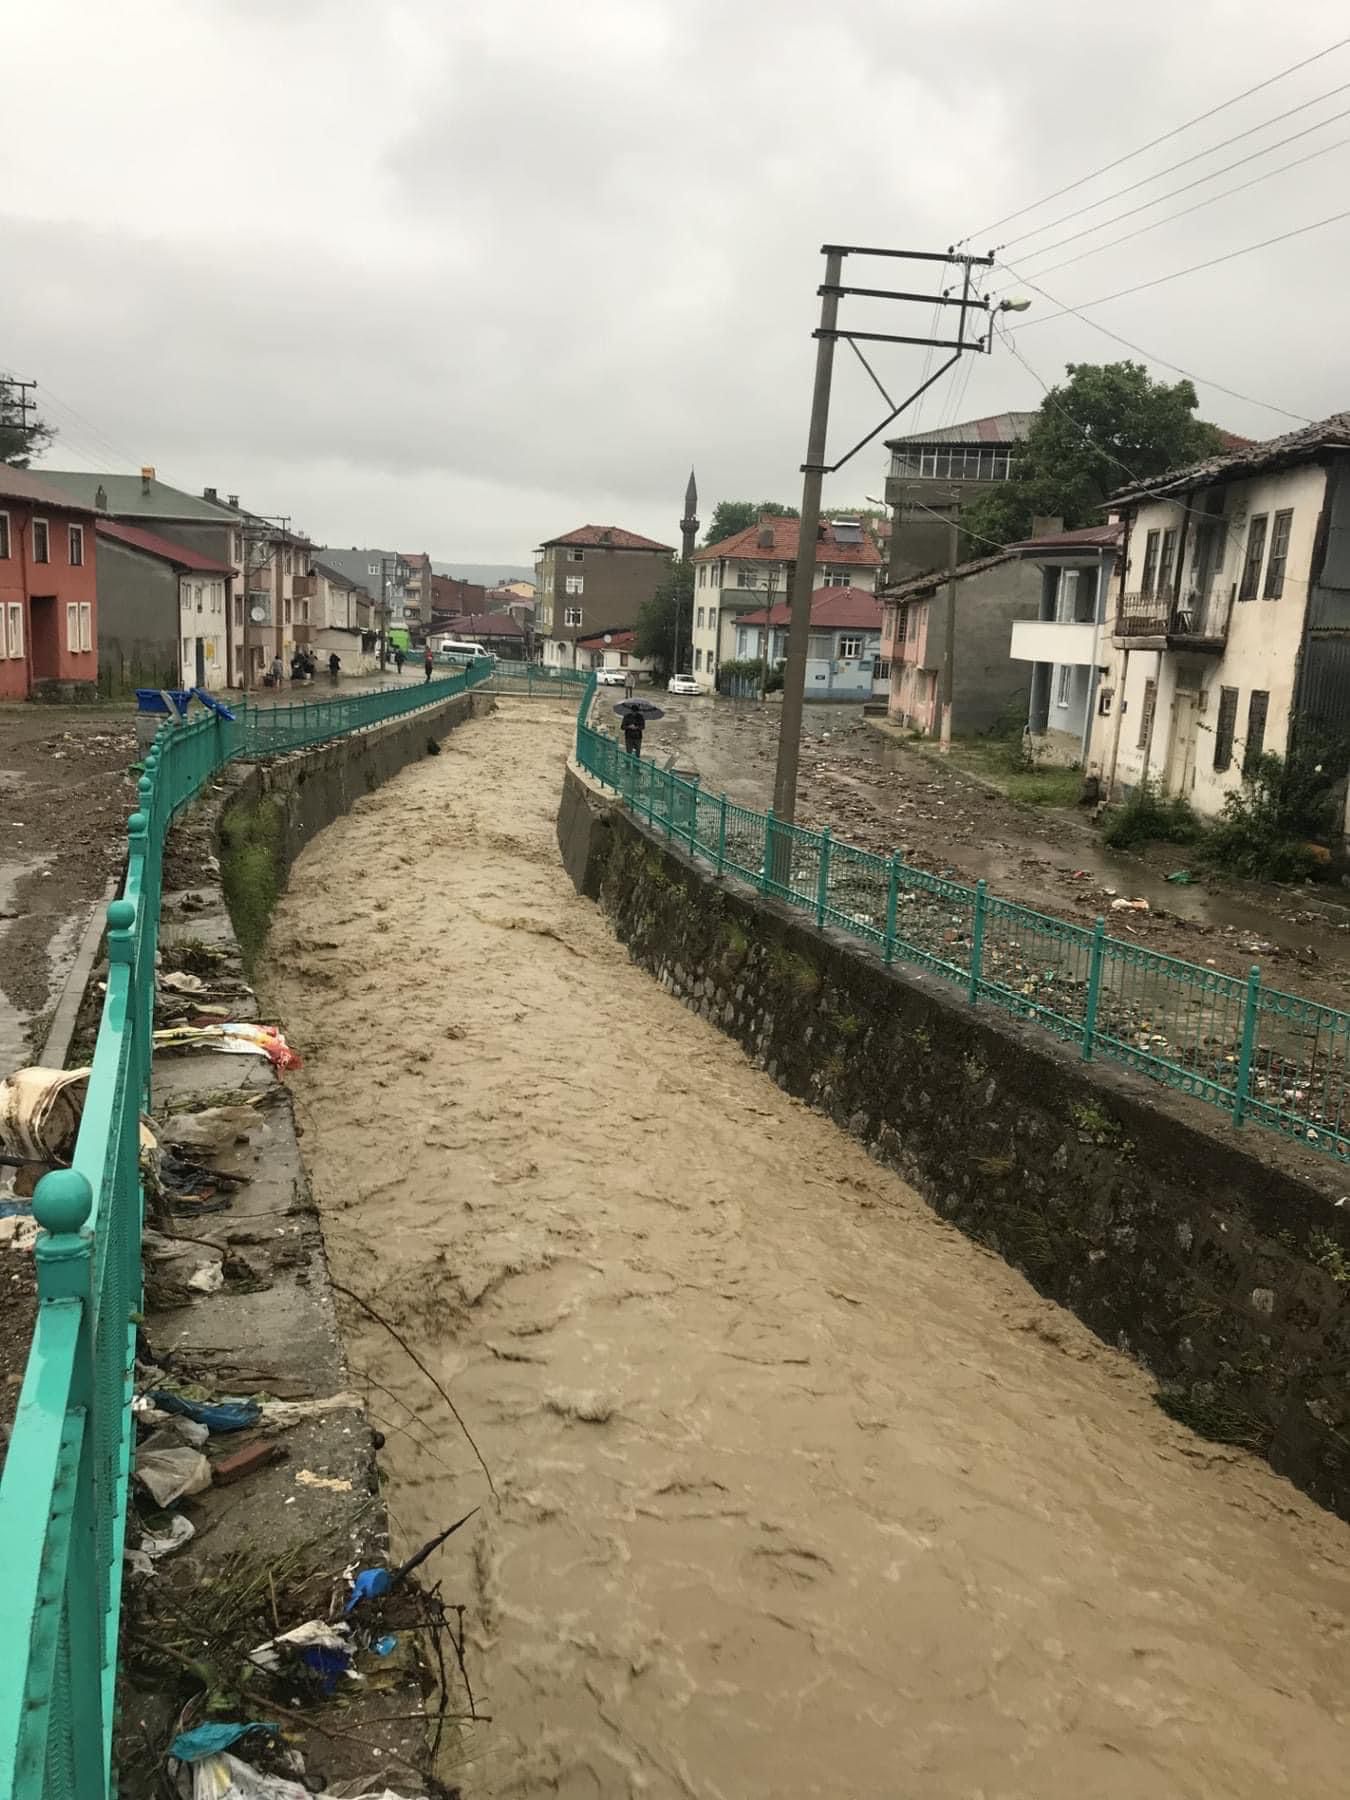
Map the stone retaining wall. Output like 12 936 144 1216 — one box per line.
558 761 1350 1520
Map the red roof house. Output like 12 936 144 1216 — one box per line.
0 467 100 701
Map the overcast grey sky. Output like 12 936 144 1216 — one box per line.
5 0 1349 563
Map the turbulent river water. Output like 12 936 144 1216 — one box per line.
263 700 1350 1799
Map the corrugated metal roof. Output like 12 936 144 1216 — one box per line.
0 465 101 513
1010 523 1123 551
1110 411 1350 502
37 470 240 522
885 411 1037 450
880 549 1016 601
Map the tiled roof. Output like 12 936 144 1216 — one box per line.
881 550 1016 602
95 518 233 573
539 524 674 552
885 411 1037 450
1110 411 1350 502
1010 522 1123 552
576 628 638 650
693 516 882 567
736 586 882 629
0 466 102 514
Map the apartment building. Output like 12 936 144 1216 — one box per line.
1007 523 1122 766
534 524 673 668
883 411 1036 579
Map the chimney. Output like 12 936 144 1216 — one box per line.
757 523 774 549
140 465 155 496
203 486 218 503
94 484 107 511
227 494 239 508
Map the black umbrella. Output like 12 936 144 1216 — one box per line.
612 700 665 719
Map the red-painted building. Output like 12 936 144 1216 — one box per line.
0 468 100 701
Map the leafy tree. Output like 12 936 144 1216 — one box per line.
961 362 1226 556
634 560 694 681
0 380 55 468
702 498 798 547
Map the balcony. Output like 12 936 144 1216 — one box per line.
292 622 312 645
1009 617 1100 667
1114 587 1230 652
292 574 316 599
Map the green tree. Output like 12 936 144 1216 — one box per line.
961 362 1225 556
703 498 798 547
0 379 55 468
634 560 694 681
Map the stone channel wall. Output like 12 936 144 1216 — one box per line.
558 762 1350 1520
221 688 492 966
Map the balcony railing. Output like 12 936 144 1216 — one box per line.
292 574 316 598
1115 587 1231 650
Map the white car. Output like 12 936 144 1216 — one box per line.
594 667 629 687
667 673 702 696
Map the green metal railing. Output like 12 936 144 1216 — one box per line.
0 661 493 1800
575 673 1350 1163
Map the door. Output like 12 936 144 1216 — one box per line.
195 638 207 687
1166 687 1199 796
29 596 59 680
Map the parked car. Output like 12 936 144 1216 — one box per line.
594 667 628 686
667 673 702 696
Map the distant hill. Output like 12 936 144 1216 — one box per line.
432 562 534 585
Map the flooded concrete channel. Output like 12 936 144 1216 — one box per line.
263 701 1350 1799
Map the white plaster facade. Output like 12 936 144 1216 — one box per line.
177 575 227 689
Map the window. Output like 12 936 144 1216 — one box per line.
696 606 705 629
1139 529 1160 597
1263 509 1293 599
567 548 584 563
32 519 50 564
1155 527 1177 600
68 524 84 566
736 566 759 588
1136 677 1157 750
79 603 91 652
182 638 192 667
873 656 891 679
1055 664 1073 707
1213 686 1239 772
564 606 583 627
367 563 379 576
66 602 79 652
283 597 293 625
0 514 10 560
694 648 703 670
1238 514 1268 601
823 569 850 587
565 575 584 596
839 636 864 658
1244 689 1269 771
619 652 628 666
234 594 244 626
1056 570 1079 623
905 609 916 641
698 564 706 588
5 602 22 658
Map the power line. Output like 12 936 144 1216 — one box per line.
965 33 1350 243
1000 75 1350 251
1017 107 1350 275
995 259 1310 423
1013 208 1350 328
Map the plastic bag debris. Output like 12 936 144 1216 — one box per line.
0 1215 40 1254
135 1432 213 1505
250 1620 356 1691
192 1752 423 1800
259 1392 360 1429
171 1723 274 1764
1166 869 1196 884
373 1634 398 1657
1109 896 1150 913
161 971 207 995
188 1259 225 1294
149 1390 262 1434
153 1023 302 1072
295 1469 352 1493
0 1067 88 1162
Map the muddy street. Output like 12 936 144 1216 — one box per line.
264 700 1350 1799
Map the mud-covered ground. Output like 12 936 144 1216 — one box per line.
645 697 1350 1002
265 701 1350 1800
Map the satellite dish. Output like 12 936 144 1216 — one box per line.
250 605 267 623
603 632 612 644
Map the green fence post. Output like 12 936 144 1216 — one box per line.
716 793 728 876
688 774 701 857
1233 964 1262 1127
1081 914 1106 1060
762 808 775 896
968 878 987 1005
664 769 675 842
816 827 831 928
884 852 899 966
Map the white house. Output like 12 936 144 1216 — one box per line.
574 628 654 682
690 515 881 685
309 560 378 672
1086 414 1350 830
1007 523 1122 766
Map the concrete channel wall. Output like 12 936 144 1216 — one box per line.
558 761 1350 1521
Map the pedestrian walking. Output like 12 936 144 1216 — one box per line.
394 648 405 675
424 647 435 683
328 651 341 685
623 669 636 698
268 654 285 689
622 702 646 757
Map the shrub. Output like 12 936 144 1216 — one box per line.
1202 748 1339 881
1100 779 1203 850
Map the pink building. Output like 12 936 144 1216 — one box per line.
0 467 100 701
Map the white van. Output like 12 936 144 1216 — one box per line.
433 637 492 661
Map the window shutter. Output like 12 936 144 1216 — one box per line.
1213 687 1238 771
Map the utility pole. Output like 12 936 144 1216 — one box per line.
769 243 1015 827
759 564 779 702
940 510 960 752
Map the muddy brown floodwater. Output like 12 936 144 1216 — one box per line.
264 700 1350 1800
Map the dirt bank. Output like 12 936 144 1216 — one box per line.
263 701 1350 1799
